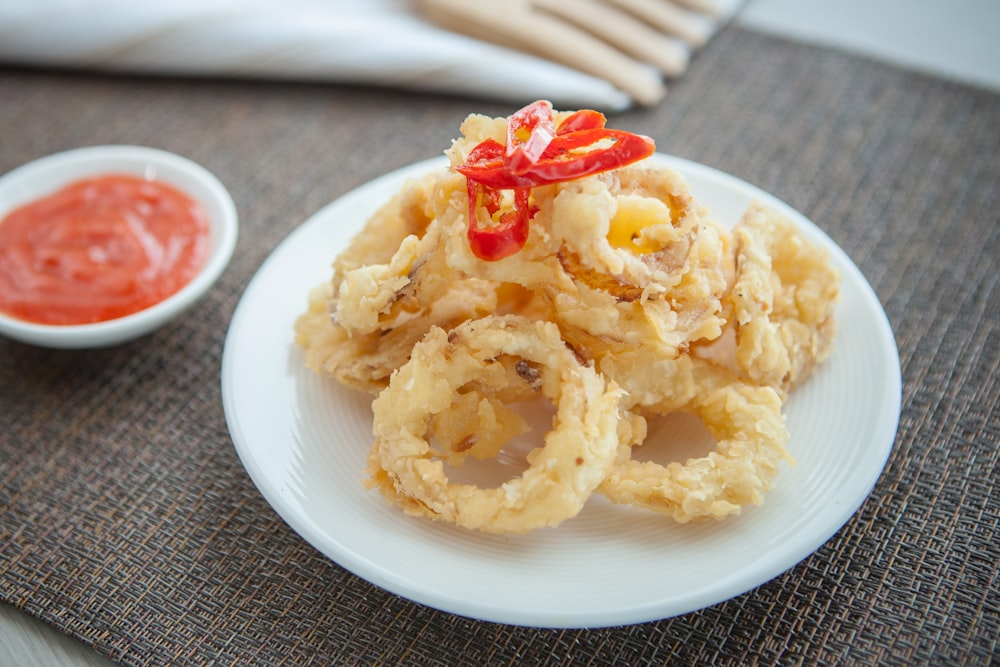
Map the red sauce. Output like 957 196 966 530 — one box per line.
0 174 210 325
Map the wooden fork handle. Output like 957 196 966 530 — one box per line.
535 0 690 77
602 0 713 47
414 0 666 106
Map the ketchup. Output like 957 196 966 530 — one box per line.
0 174 209 325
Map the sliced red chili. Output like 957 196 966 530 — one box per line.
455 162 540 189
506 100 557 175
456 129 654 189
455 100 656 261
529 129 656 182
555 109 607 134
455 138 517 186
463 138 504 166
466 181 532 261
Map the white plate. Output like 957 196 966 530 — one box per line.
221 154 901 628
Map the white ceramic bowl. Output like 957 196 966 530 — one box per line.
0 145 238 348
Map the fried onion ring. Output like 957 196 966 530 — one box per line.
366 315 624 534
295 279 498 395
598 379 792 522
731 201 840 393
537 165 728 360
330 171 440 298
334 222 495 336
297 172 500 393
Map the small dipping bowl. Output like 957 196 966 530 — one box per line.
0 145 238 348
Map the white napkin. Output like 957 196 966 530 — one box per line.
0 0 743 111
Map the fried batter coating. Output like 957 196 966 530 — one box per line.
295 280 498 395
731 201 840 393
598 380 792 522
295 283 396 394
331 171 440 296
334 222 496 335
295 174 499 394
543 166 727 359
366 315 623 534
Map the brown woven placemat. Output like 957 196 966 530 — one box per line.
1 27 997 666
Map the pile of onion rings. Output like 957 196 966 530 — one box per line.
295 101 840 534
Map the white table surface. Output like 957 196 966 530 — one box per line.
2 0 997 664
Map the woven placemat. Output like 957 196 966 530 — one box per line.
1 27 997 666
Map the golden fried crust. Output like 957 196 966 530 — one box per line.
731 201 840 394
366 315 623 534
535 165 728 360
598 380 792 522
331 171 440 296
302 171 500 392
296 278 499 396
